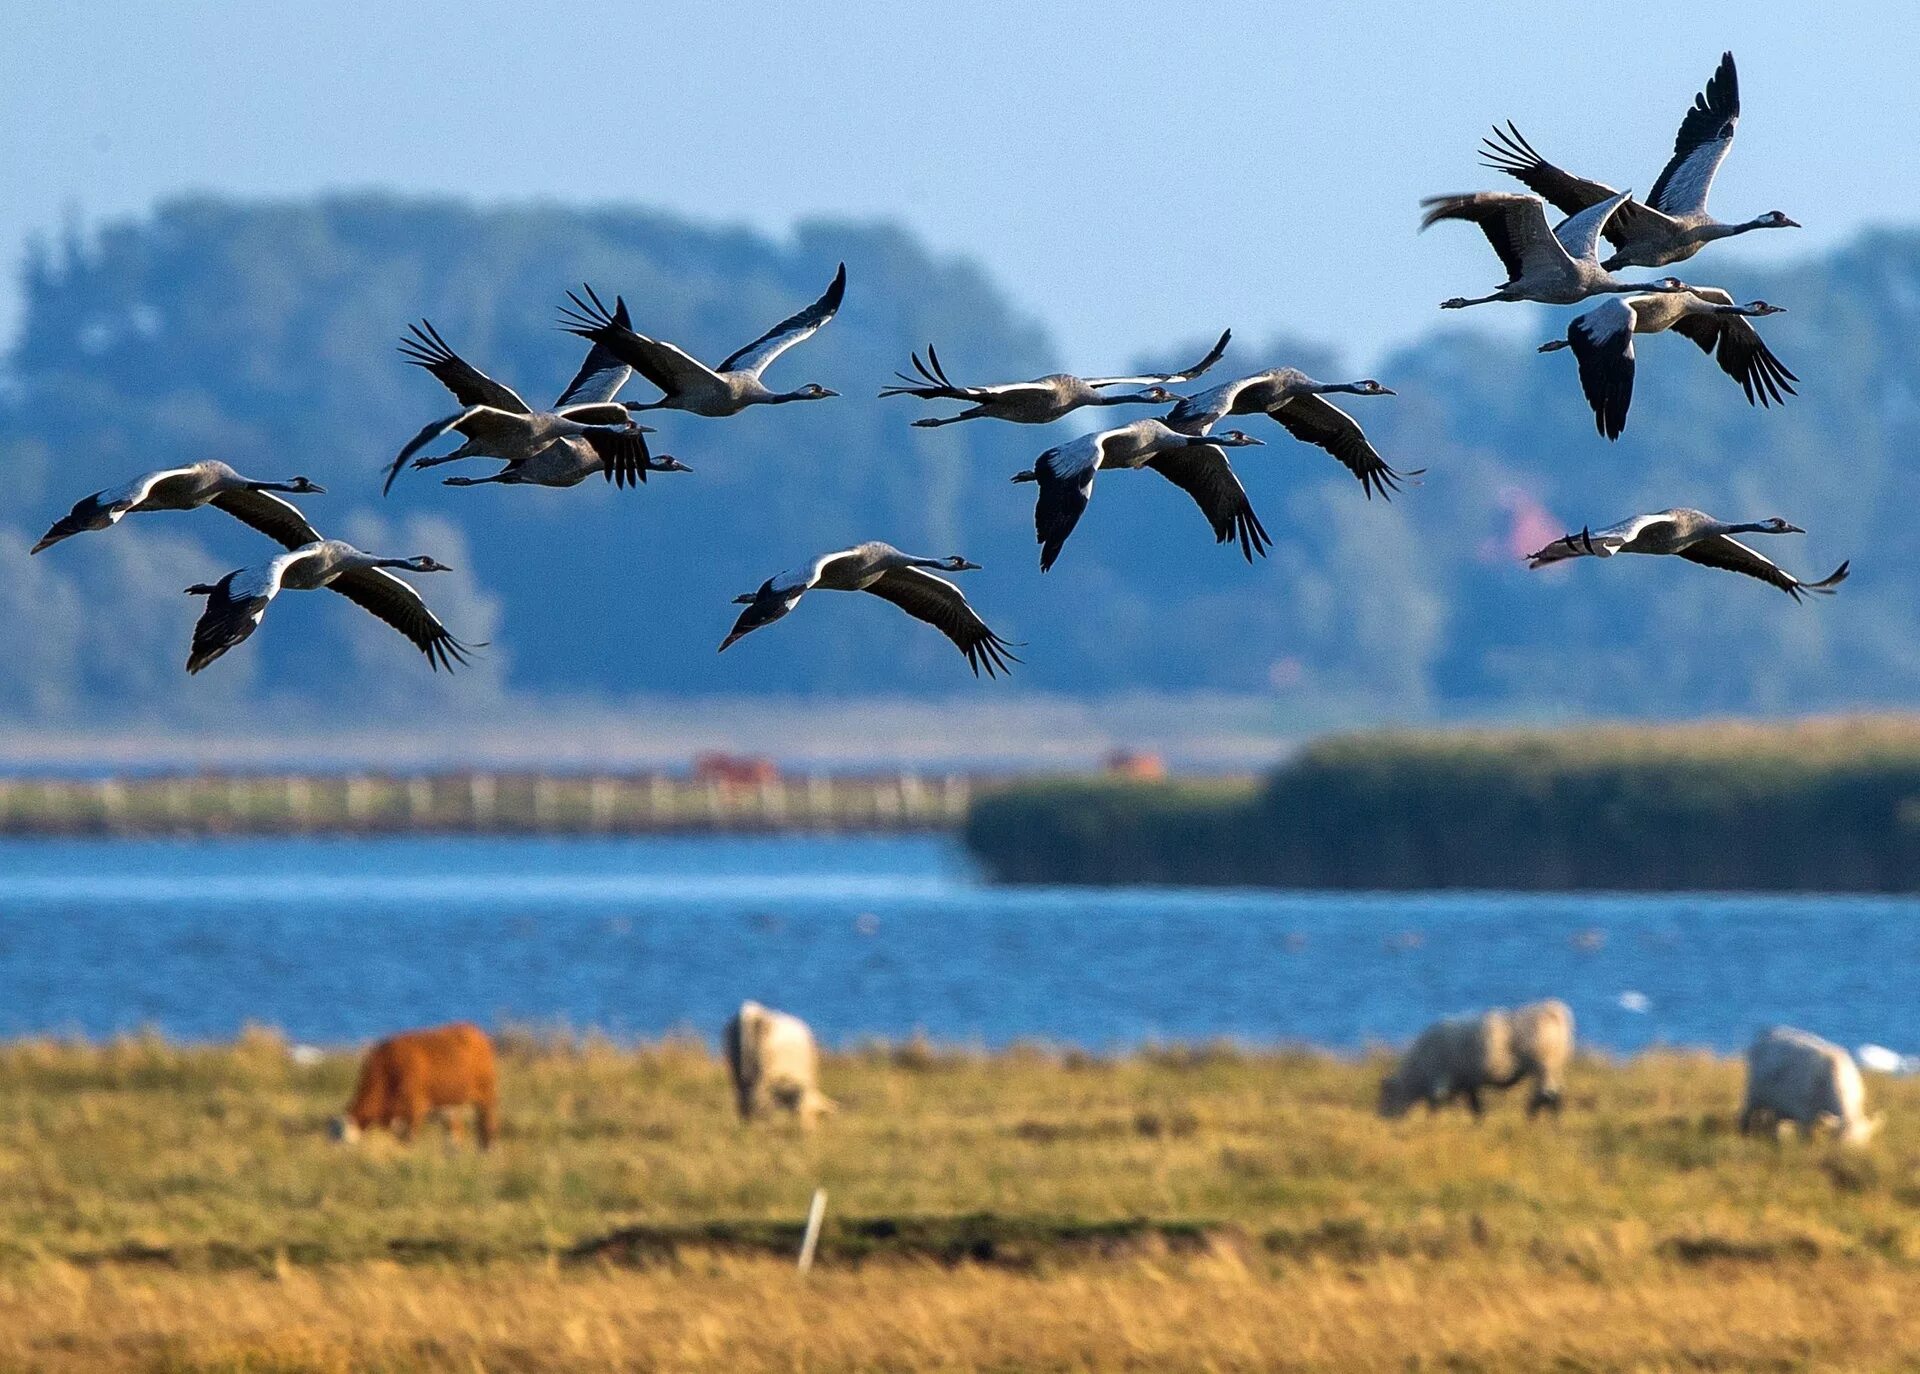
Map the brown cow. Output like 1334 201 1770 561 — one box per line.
330 1022 498 1148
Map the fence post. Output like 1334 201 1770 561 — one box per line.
469 773 496 828
797 1188 828 1275
407 777 432 829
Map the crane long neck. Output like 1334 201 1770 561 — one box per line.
1723 521 1776 536
1695 220 1756 243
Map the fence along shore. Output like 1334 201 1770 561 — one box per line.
0 770 976 836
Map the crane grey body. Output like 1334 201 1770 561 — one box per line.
1529 508 1847 601
1167 371 1414 500
1540 290 1793 439
433 433 692 489
1481 53 1798 271
560 266 846 418
34 461 324 554
1420 189 1693 308
880 330 1229 427
383 317 656 494
184 539 476 674
720 541 1018 677
1012 418 1266 572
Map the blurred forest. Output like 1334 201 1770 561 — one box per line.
1 195 1914 727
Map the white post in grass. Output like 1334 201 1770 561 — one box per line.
797 1187 827 1275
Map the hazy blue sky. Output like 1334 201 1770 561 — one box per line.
2 2 1911 367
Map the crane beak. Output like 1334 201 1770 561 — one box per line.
1784 523 1806 534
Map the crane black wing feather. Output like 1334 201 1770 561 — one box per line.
1648 51 1740 215
553 296 635 408
207 489 324 550
558 286 721 397
329 567 477 671
716 262 846 376
1084 328 1233 388
1027 448 1096 573
862 567 1020 678
581 426 655 489
398 321 531 414
1145 447 1271 562
1269 395 1418 498
1479 123 1667 249
186 572 269 674
1670 315 1797 407
1565 307 1637 441
1676 536 1845 600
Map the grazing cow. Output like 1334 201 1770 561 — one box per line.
1379 999 1575 1119
1741 1027 1880 1146
330 1022 498 1148
724 1000 833 1127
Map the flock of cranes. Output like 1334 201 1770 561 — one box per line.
1429 50 1839 598
29 51 1845 679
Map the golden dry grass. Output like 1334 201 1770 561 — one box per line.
6 1031 1920 1370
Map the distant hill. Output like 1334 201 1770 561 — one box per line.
2 197 1916 726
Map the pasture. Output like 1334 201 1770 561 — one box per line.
4 1030 1920 1370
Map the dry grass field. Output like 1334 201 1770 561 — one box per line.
6 1030 1920 1370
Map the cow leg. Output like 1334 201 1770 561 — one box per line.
1463 1087 1484 1119
396 1091 429 1144
1739 1106 1758 1136
476 1097 498 1150
443 1108 466 1146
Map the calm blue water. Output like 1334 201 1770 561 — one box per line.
0 835 1913 1054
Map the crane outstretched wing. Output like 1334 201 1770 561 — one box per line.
330 567 478 671
399 321 531 414
1677 537 1844 600
1649 51 1740 216
559 285 724 397
1269 395 1420 499
208 488 324 549
1085 329 1233 388
1145 447 1271 562
715 262 847 377
863 567 1020 678
553 295 636 408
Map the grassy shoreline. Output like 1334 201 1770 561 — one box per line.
6 1031 1920 1368
966 716 1920 891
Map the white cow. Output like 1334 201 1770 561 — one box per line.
723 1000 834 1126
1379 999 1574 1119
1741 1027 1880 1145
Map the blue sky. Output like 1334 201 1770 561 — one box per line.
2 1 1911 368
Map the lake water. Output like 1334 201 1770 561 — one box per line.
0 834 1914 1055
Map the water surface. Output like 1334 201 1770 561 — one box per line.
0 835 1912 1053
